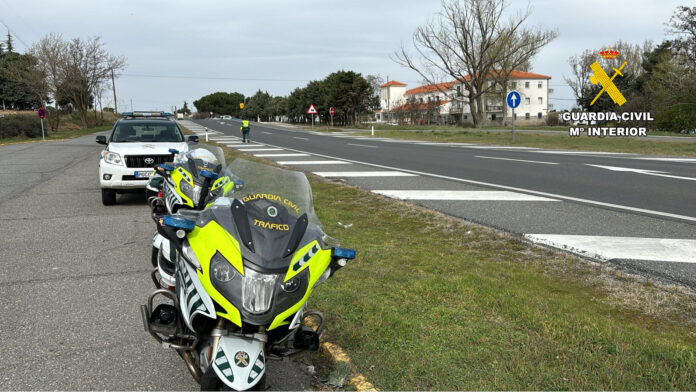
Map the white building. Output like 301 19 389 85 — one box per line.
376 70 552 125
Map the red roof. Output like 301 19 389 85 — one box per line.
405 82 454 96
458 70 551 82
380 80 407 88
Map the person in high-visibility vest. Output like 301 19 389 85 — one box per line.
240 120 251 143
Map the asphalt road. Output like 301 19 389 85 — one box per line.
0 135 315 390
191 118 696 287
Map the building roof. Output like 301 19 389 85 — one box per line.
405 82 455 96
380 80 408 88
459 70 552 82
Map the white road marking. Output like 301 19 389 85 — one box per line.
417 142 474 146
254 153 310 157
633 157 696 163
293 137 309 140
277 160 350 165
587 164 696 181
246 141 696 222
347 143 378 148
313 171 417 177
475 155 559 165
462 146 537 150
262 131 271 134
373 190 559 201
525 234 696 263
237 148 284 152
534 150 628 155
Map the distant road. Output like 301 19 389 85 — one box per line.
191 118 696 288
338 126 696 142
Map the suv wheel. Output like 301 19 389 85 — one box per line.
101 189 117 205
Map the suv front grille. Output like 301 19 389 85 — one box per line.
124 154 173 168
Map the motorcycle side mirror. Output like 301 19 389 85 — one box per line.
187 135 199 143
200 170 219 180
96 135 107 145
155 163 175 174
160 215 195 232
233 179 245 190
332 247 356 260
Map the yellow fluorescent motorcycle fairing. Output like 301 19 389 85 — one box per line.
141 159 355 391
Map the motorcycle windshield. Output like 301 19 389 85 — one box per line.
221 159 320 227
175 144 226 169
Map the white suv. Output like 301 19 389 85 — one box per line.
97 113 197 205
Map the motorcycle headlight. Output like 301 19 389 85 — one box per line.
211 254 238 283
242 269 279 314
281 276 301 293
101 150 123 166
179 181 201 203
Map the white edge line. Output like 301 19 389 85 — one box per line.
248 138 696 223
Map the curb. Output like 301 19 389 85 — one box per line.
319 341 377 391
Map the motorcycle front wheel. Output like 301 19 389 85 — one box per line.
199 365 266 391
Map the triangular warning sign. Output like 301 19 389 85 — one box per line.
306 104 318 115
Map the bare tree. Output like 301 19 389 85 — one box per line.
61 37 125 127
666 6 696 64
29 33 67 131
394 0 556 127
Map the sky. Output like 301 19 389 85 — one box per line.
0 0 686 112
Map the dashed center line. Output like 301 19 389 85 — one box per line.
293 137 309 140
237 148 284 152
313 171 417 177
475 155 559 165
347 143 378 148
277 160 350 165
373 190 558 201
254 153 310 157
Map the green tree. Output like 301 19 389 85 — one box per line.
244 90 272 121
5 32 14 54
177 101 191 115
193 92 245 117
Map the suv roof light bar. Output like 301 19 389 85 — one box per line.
120 111 173 118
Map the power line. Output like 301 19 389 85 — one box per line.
121 73 313 82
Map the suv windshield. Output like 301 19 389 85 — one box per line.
111 121 184 142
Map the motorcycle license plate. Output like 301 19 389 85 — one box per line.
135 171 153 179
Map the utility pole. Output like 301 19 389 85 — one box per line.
130 98 133 112
111 69 118 114
386 76 390 123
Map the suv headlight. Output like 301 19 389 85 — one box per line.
242 269 279 314
101 150 123 166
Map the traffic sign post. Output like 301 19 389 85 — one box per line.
37 107 46 140
307 104 318 129
329 107 334 128
506 91 521 142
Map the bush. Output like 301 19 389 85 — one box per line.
0 115 43 139
546 112 560 126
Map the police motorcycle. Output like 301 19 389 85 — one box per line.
140 158 355 391
147 144 237 289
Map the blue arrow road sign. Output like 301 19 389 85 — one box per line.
506 91 521 109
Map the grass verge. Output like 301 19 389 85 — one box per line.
0 124 113 145
354 129 696 156
181 124 696 390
